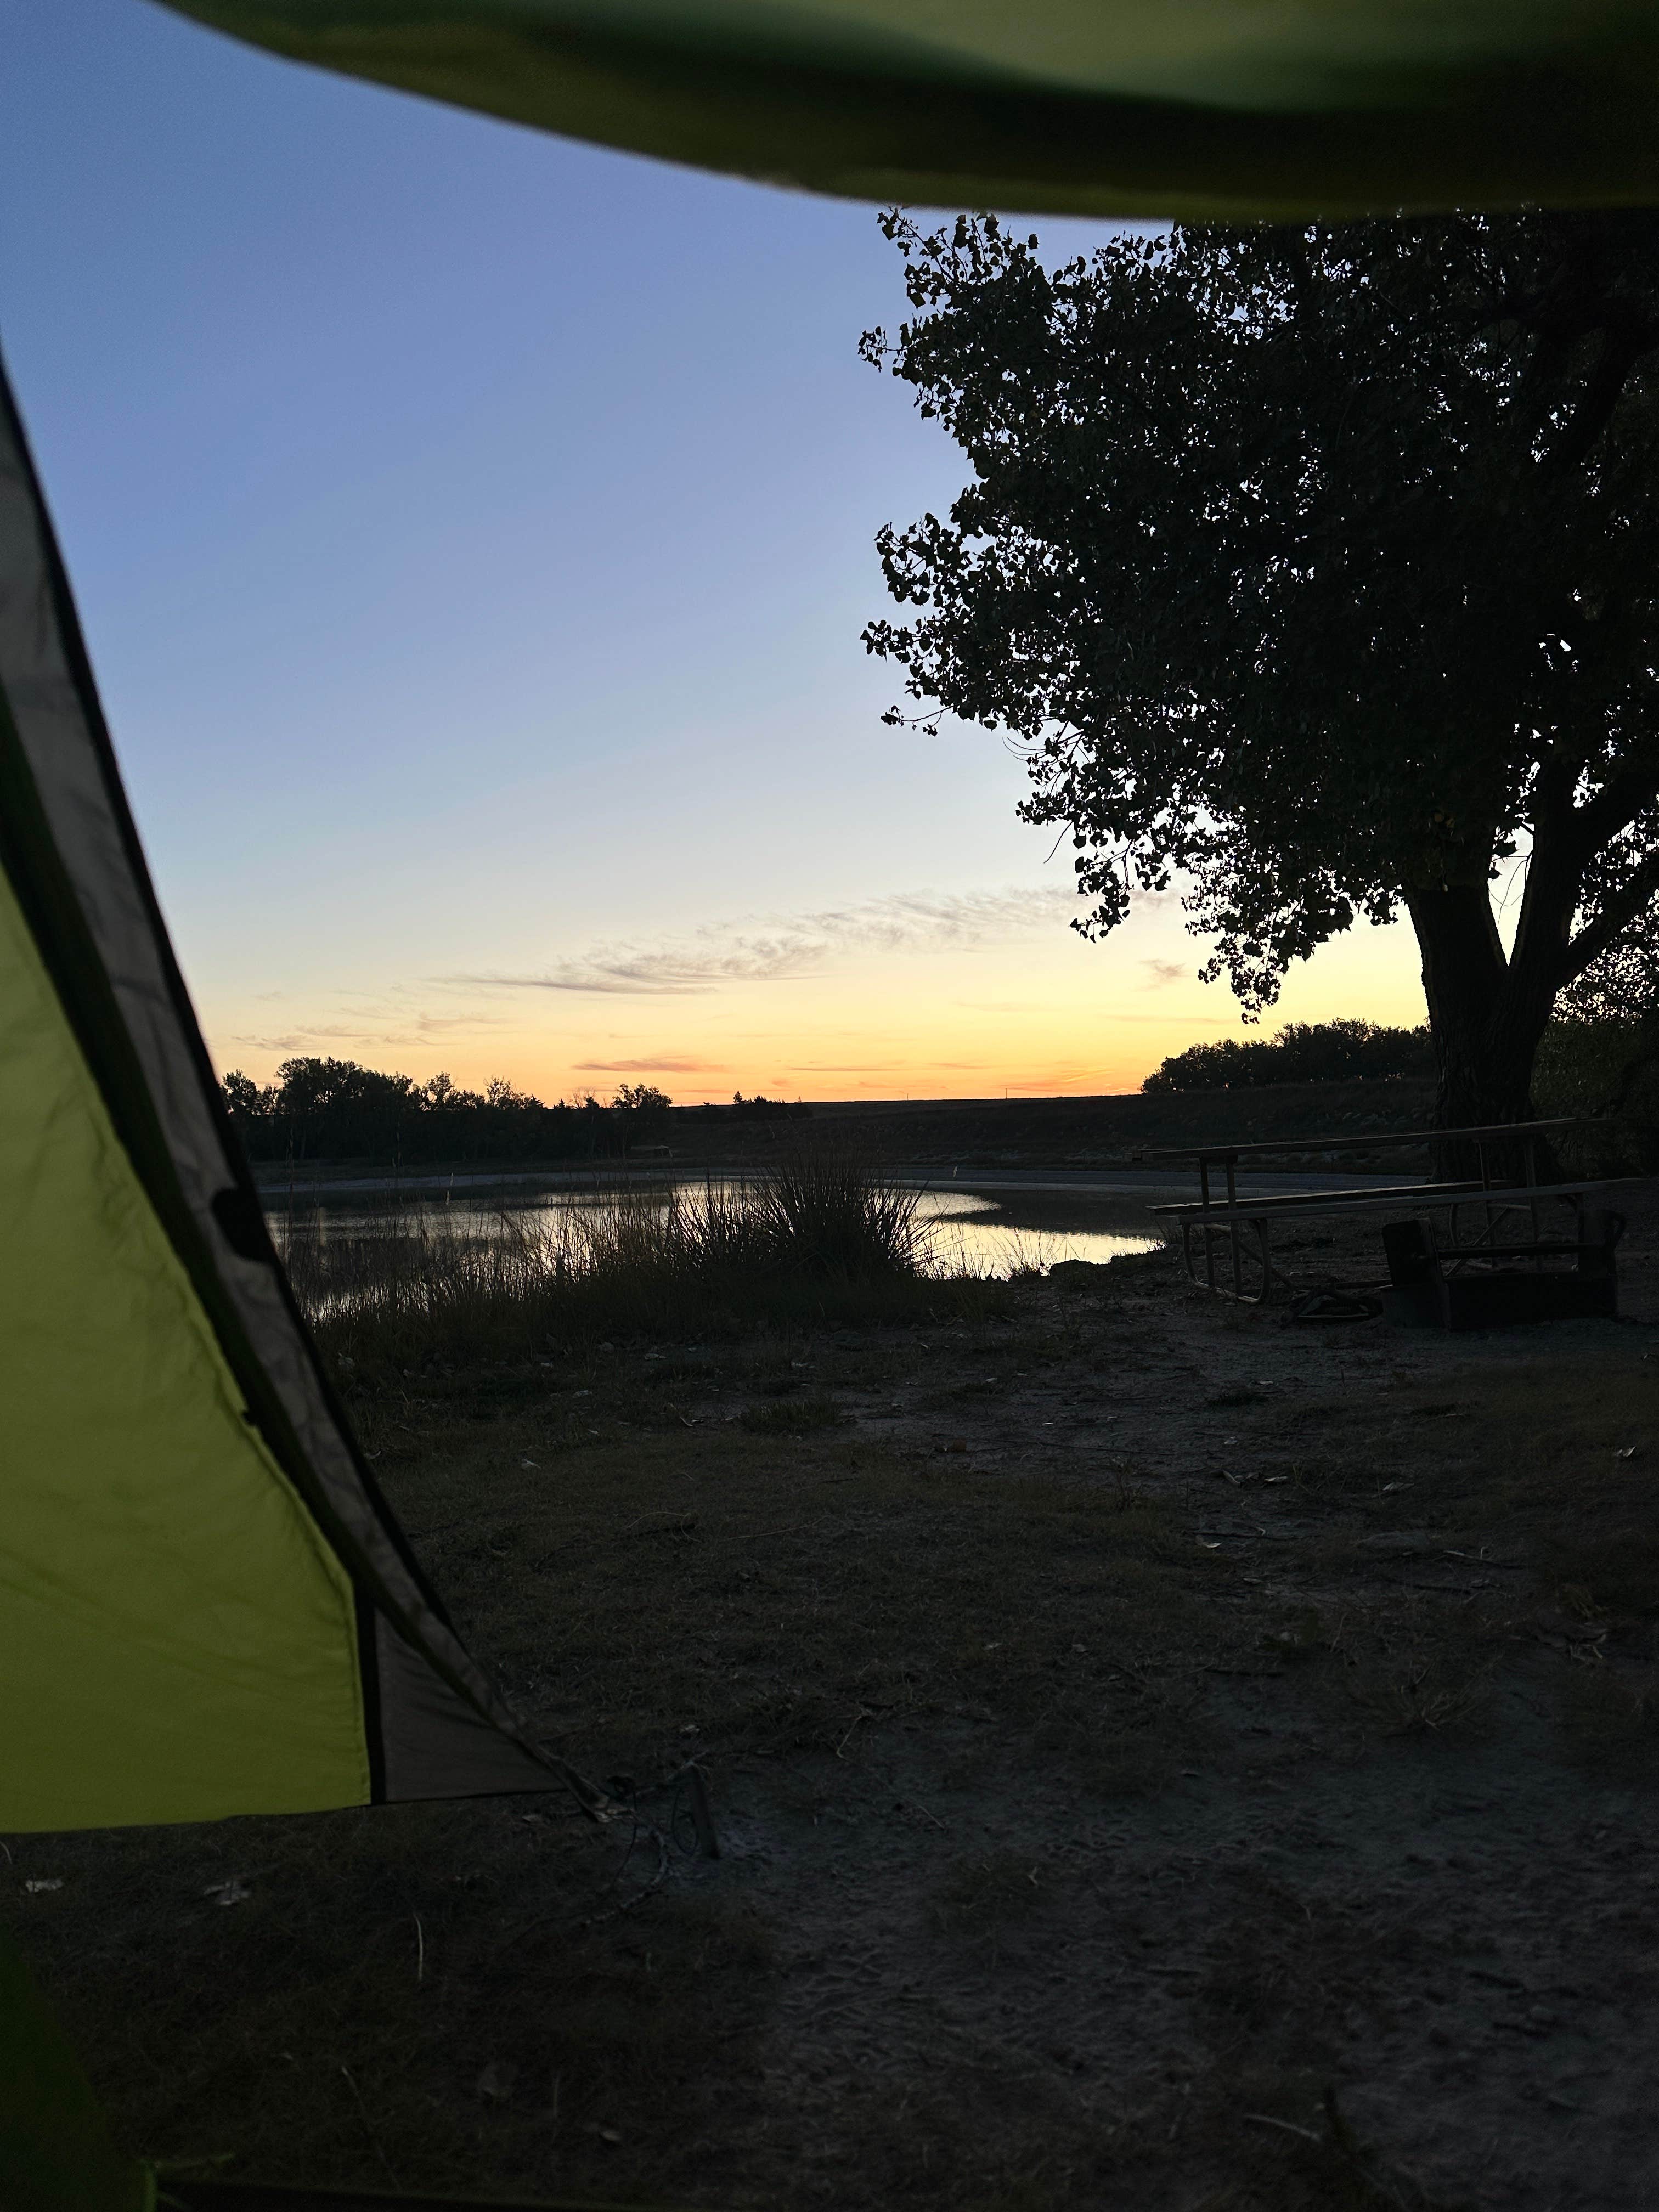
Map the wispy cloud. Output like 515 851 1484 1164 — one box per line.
454 885 1082 998
1142 958 1186 985
224 1007 509 1057
573 1056 725 1073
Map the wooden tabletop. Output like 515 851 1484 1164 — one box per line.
1144 1118 1580 1165
1149 1176 1635 1222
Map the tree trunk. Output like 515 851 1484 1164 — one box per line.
1406 882 1559 1180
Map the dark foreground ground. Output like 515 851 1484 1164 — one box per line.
13 1192 1659 2211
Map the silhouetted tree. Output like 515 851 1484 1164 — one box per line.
218 1059 677 1164
864 211 1659 1129
612 1082 672 1117
1550 888 1659 1114
1143 1019 1435 1092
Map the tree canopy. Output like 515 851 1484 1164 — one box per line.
1143 1019 1434 1094
862 211 1659 1123
222 1058 672 1165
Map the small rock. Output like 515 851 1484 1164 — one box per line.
476 2060 518 2103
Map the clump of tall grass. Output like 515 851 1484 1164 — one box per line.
279 1149 998 1369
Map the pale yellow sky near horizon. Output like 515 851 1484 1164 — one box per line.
202 876 1431 1106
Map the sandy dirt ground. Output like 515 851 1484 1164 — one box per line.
13 1183 1659 2211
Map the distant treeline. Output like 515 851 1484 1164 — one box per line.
223 1059 670 1163
222 1059 810 1164
705 1092 814 1124
1142 1020 1435 1093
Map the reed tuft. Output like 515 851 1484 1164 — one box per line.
276 1148 997 1368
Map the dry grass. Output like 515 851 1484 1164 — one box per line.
280 1153 1009 1371
378 1391 1223 1787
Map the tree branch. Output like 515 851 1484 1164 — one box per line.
1544 319 1656 472
1568 753 1659 861
1564 850 1659 982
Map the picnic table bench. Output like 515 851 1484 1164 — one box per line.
1143 1120 1639 1324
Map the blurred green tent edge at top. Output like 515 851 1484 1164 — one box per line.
161 0 1659 217
8 2 1659 2209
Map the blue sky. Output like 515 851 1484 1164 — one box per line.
2 0 1425 1101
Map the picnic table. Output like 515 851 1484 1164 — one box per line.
1143 1120 1638 1323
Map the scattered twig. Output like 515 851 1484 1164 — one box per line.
836 1706 875 1758
1385 1578 1491 1596
615 1827 670 1915
339 2065 400 2188
583 1816 671 1926
1244 2112 1323 2145
413 1912 424 1984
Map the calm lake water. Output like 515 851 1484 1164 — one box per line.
271 1177 1160 1278
898 1187 1156 1273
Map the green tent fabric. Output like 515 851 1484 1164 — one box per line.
0 363 603 1835
162 0 1659 218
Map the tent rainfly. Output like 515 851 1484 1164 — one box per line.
1 370 604 1841
163 0 1659 219
8 1 1659 2206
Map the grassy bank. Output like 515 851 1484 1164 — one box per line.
279 1153 1013 1370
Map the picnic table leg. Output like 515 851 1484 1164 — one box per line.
1524 1132 1540 1241
1226 1161 1242 1296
